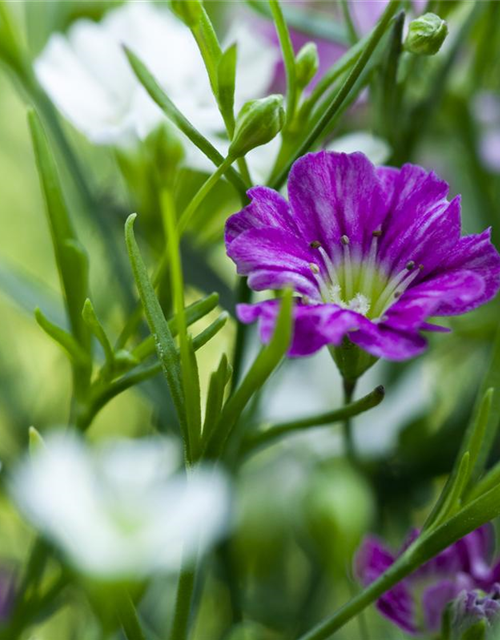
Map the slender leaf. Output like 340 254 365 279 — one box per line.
28 109 89 351
124 214 185 434
124 47 247 198
82 299 114 367
217 43 237 135
203 354 231 442
204 291 293 459
35 308 90 368
269 0 297 125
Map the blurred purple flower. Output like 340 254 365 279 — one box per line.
225 151 500 360
473 92 500 173
450 584 500 639
355 526 500 635
258 0 427 91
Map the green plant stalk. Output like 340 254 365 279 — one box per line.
168 563 196 640
269 0 297 126
241 385 385 455
125 47 248 199
245 0 350 46
177 155 235 235
299 479 500 640
342 378 357 463
118 593 147 640
76 313 228 431
340 0 359 45
229 276 252 393
163 190 202 462
270 0 401 191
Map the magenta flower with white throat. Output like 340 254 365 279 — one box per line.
225 151 500 377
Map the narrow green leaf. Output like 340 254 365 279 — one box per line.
28 109 89 351
35 308 90 368
245 0 350 46
241 385 385 456
191 4 223 95
124 47 247 198
131 293 220 362
423 389 493 533
423 452 470 531
204 291 293 459
270 0 401 190
124 214 185 433
217 43 237 135
79 311 229 431
269 0 297 125
163 189 200 460
29 426 45 456
82 299 114 367
203 354 231 442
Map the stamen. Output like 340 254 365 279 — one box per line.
309 263 320 275
309 240 322 249
318 247 338 286
341 236 353 299
359 233 379 297
372 229 382 237
373 262 423 318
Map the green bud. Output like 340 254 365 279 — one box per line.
329 340 378 385
29 426 46 456
229 95 285 158
170 0 203 27
295 42 319 89
404 13 448 56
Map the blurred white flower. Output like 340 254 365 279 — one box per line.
35 2 278 162
11 433 229 581
326 131 391 165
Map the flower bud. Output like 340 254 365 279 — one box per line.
448 588 500 640
229 95 285 158
170 0 203 27
295 42 319 89
404 13 448 56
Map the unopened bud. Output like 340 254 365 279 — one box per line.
229 94 285 158
404 13 448 56
170 0 203 27
295 42 319 89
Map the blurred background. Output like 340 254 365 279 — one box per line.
1 1 500 638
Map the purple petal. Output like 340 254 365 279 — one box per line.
377 164 460 277
348 319 428 361
237 300 361 357
227 227 320 299
422 576 474 632
225 186 298 245
384 270 486 332
288 151 387 253
431 228 500 315
355 537 417 634
355 536 395 586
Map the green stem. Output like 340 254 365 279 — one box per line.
169 563 197 640
241 385 384 456
230 276 252 394
269 0 297 126
342 378 357 463
119 593 147 640
177 155 235 234
340 0 359 45
270 0 401 191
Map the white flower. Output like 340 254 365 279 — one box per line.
11 433 229 581
35 2 279 160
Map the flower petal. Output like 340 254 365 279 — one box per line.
237 300 360 357
288 151 387 253
227 227 319 299
348 319 428 361
225 186 298 245
431 228 500 314
355 536 417 634
422 576 474 632
377 164 461 277
384 270 486 331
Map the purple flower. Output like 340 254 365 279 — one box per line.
225 152 500 362
355 526 500 635
450 584 500 639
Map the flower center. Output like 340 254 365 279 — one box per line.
308 233 423 320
